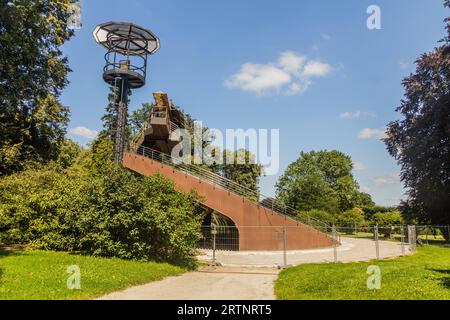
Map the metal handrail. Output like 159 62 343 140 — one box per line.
131 145 330 232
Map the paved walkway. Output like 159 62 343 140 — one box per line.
197 237 413 267
99 267 278 300
99 238 412 300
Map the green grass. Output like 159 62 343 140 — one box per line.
340 232 446 245
0 249 186 300
275 246 450 300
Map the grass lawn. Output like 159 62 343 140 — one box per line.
275 246 450 300
340 232 446 245
0 249 186 300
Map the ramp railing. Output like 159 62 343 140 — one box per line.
130 145 330 233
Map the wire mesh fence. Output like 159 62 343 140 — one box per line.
197 225 450 268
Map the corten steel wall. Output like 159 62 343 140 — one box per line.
123 153 334 251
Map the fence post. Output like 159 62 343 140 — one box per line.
283 226 287 267
408 225 417 253
448 225 450 245
401 225 406 256
374 225 380 260
212 224 217 264
332 225 338 263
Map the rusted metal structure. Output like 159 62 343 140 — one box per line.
131 92 184 154
127 92 334 251
123 148 334 251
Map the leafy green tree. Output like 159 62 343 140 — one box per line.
337 208 366 226
371 211 404 227
100 87 118 141
214 149 264 199
129 102 152 136
56 139 82 169
303 209 336 225
89 137 114 175
357 192 376 209
371 211 404 238
384 1 450 233
0 0 74 175
183 113 264 196
276 150 361 214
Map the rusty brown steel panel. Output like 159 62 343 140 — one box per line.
123 152 334 251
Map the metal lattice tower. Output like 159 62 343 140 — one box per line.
93 22 160 163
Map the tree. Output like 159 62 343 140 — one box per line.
370 211 404 238
303 209 336 225
337 208 366 227
215 149 264 200
129 102 152 136
55 139 82 169
0 0 74 175
276 150 361 214
99 87 118 141
357 192 376 209
384 1 450 232
183 112 264 196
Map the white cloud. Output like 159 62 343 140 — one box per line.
278 51 306 75
224 51 332 95
399 60 410 70
358 127 387 140
301 60 332 78
321 33 331 41
69 126 99 140
361 186 371 193
353 162 368 171
340 111 376 120
224 63 291 94
374 174 401 186
286 83 303 96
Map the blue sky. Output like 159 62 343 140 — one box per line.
62 0 448 206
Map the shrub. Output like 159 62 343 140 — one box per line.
336 208 366 234
0 167 86 250
303 209 335 225
370 211 404 238
77 167 203 265
0 165 203 266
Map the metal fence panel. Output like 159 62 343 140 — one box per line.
197 225 449 268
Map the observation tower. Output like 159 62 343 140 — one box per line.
93 22 160 163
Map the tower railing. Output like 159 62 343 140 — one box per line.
130 145 330 233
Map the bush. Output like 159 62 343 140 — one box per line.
370 211 404 238
78 167 203 265
303 209 335 225
0 167 86 250
0 164 203 266
336 208 366 234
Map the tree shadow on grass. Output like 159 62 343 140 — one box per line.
428 268 450 289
